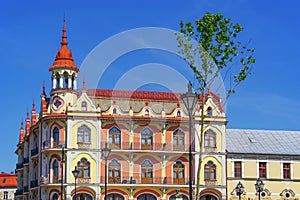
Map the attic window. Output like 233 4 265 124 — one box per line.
2 178 6 183
248 137 256 143
145 109 149 115
81 101 87 111
207 107 212 116
113 108 117 114
177 111 181 117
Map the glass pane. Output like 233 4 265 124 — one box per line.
180 137 184 145
141 138 146 145
109 135 114 143
174 137 178 145
84 133 90 143
84 167 89 176
148 136 152 144
78 133 83 142
179 170 184 178
173 170 178 178
142 169 146 178
148 169 153 178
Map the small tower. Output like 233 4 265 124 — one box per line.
48 19 79 112
19 122 24 143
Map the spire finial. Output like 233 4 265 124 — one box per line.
82 79 86 91
32 99 35 110
26 109 30 119
61 18 68 46
21 121 24 129
42 81 46 96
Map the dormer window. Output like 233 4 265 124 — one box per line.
113 108 117 114
177 111 181 117
81 101 87 111
145 109 149 115
207 107 212 116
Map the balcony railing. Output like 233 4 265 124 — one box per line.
31 147 39 157
100 176 188 185
15 189 23 196
16 162 24 170
23 186 28 193
101 141 195 152
30 180 38 188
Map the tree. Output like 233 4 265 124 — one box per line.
176 13 256 200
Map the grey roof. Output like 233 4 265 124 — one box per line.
226 129 300 155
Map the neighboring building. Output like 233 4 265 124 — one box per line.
14 20 300 200
0 172 17 200
227 129 300 200
14 20 227 200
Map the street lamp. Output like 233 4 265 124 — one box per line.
102 142 111 200
255 178 264 200
72 166 80 200
235 181 244 200
181 82 198 200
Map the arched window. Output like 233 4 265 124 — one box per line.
53 127 60 148
73 193 93 200
81 101 87 111
77 125 91 144
77 158 90 178
204 161 216 181
173 161 185 184
169 193 188 200
141 160 153 184
137 194 157 200
52 160 59 183
207 107 213 116
108 159 121 184
109 127 121 149
113 108 117 114
204 130 216 149
51 193 59 200
177 110 181 117
107 194 125 200
141 128 153 150
173 129 185 151
145 109 149 115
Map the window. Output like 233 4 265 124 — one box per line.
77 125 91 144
141 128 153 150
234 161 242 178
283 163 291 179
173 161 185 184
52 160 59 183
77 158 90 178
145 109 149 115
204 130 216 148
173 129 185 151
53 127 60 148
113 108 117 114
108 194 125 200
52 193 59 200
3 191 8 199
108 159 121 184
109 127 121 149
207 107 212 116
141 160 153 184
259 162 267 179
137 194 156 200
2 178 6 183
73 193 93 200
204 161 216 180
177 111 181 117
81 101 87 111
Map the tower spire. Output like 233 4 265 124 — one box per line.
61 18 68 46
19 121 24 143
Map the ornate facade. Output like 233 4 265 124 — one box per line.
15 20 227 200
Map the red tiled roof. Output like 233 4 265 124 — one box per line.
86 89 224 112
0 173 17 187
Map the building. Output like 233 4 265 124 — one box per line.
227 129 300 200
0 172 17 200
14 20 300 200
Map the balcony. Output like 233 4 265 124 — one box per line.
30 180 38 188
23 186 29 193
16 162 24 170
100 176 188 185
15 189 23 196
31 147 39 157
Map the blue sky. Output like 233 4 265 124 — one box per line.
0 1 299 172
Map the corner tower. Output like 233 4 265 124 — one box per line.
48 19 79 113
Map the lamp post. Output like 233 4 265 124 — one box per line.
58 144 65 200
181 82 198 200
235 181 244 200
72 166 79 200
102 142 111 200
255 178 264 200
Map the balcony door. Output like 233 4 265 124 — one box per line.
141 128 153 150
141 160 153 184
173 161 185 184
